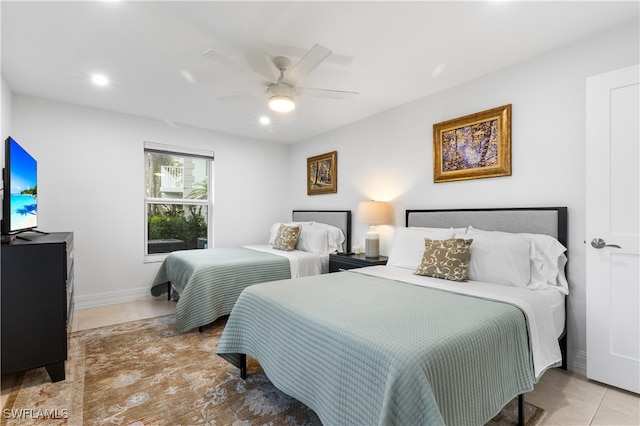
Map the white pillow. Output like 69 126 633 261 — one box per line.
269 222 312 245
467 226 568 293
521 232 568 294
387 227 455 270
296 226 330 254
555 254 569 295
460 228 531 287
311 222 346 253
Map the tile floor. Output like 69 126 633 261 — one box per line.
2 298 639 425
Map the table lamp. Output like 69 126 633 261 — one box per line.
357 201 393 258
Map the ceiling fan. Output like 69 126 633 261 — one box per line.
202 44 358 113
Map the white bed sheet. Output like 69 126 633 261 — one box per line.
244 244 329 277
352 265 565 379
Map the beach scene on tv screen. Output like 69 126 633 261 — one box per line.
9 145 37 231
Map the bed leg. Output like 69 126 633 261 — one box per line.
240 354 247 380
518 394 524 426
198 326 203 333
559 333 568 370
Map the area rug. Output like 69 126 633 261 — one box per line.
2 315 544 425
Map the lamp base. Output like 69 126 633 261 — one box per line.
365 237 380 258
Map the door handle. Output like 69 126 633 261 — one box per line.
590 238 621 249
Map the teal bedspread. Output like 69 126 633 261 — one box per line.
150 248 291 332
217 271 535 426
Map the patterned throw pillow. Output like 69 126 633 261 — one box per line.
414 238 473 282
272 224 301 251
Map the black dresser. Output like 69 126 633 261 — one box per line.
1 232 74 382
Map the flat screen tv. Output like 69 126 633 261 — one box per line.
2 136 38 235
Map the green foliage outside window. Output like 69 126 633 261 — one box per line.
148 205 207 250
147 180 208 250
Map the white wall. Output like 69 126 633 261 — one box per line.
1 76 12 168
288 22 639 375
11 96 291 307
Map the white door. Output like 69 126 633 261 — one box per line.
586 64 639 394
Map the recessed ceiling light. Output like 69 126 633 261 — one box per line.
180 69 196 84
259 116 271 125
91 74 109 86
430 63 446 78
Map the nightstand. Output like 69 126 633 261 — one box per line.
329 253 388 272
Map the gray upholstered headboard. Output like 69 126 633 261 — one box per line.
406 207 569 369
406 207 568 248
292 210 352 253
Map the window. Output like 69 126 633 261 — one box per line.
144 142 213 257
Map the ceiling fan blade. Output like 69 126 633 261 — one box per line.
297 87 359 100
216 92 265 102
202 48 273 85
262 41 354 66
282 44 332 87
217 94 254 102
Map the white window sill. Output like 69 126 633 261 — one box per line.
144 253 169 264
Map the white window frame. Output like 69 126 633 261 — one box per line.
143 142 214 263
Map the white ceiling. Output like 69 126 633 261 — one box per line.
2 1 638 144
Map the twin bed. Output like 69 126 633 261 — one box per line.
150 210 351 332
216 207 569 426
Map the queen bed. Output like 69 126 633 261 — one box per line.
216 207 568 425
150 210 351 332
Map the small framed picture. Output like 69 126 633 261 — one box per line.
307 151 337 195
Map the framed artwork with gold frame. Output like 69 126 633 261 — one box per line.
307 151 337 195
433 104 511 183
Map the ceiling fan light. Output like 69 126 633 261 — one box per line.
269 95 296 113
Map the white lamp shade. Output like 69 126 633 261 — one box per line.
357 201 392 258
356 201 393 225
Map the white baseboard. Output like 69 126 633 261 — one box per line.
73 286 158 309
569 350 587 376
